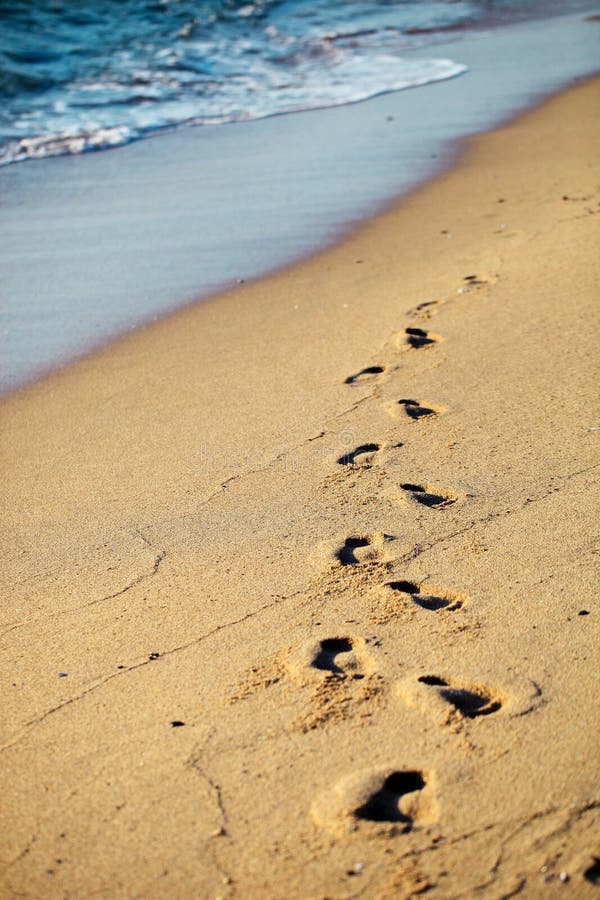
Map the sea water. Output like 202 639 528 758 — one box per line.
2 0 595 167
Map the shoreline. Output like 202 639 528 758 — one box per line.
1 9 599 395
1 76 599 897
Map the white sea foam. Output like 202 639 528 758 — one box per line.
0 51 466 165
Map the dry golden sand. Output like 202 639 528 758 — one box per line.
1 77 599 898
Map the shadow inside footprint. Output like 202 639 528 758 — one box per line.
463 274 488 287
398 399 439 421
387 581 463 611
355 771 426 825
414 300 438 312
584 858 600 885
405 327 438 349
336 536 370 566
418 676 501 717
338 443 380 466
312 637 363 679
400 483 456 509
345 365 384 385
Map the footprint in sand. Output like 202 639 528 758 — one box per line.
312 766 437 836
396 670 542 728
335 533 389 567
417 675 502 717
287 635 377 683
404 327 441 349
397 399 443 421
288 636 384 732
399 482 458 509
337 442 381 468
344 365 385 385
315 532 393 571
304 636 374 680
408 299 440 317
384 580 465 612
354 771 427 824
459 273 497 293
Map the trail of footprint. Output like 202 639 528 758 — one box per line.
384 580 465 612
344 322 442 392
397 399 443 421
404 327 441 349
312 766 437 836
337 443 380 468
399 483 458 509
344 365 385 385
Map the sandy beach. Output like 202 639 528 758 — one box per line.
1 74 599 898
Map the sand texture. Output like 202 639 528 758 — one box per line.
1 77 599 898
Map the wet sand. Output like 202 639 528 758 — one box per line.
0 76 599 898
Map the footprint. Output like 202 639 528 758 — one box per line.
337 536 370 566
311 766 437 836
417 675 502 718
408 299 440 317
345 365 385 385
400 483 458 509
289 635 376 682
397 399 443 421
355 771 427 824
404 327 441 349
335 533 388 567
316 532 393 571
288 636 383 731
461 274 488 288
397 670 542 727
458 272 498 292
311 637 368 680
384 580 465 612
337 443 380 467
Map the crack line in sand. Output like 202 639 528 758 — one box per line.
188 758 228 833
0 621 29 641
192 428 331 512
466 800 600 896
350 801 598 899
2 550 166 637
326 389 379 423
183 386 382 518
187 741 232 885
133 527 154 549
0 596 285 754
399 463 599 566
0 833 38 876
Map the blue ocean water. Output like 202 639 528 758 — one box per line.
0 0 596 165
